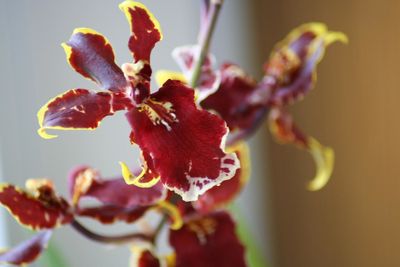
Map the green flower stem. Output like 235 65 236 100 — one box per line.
190 0 224 87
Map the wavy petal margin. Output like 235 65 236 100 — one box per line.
268 108 334 190
126 80 240 201
195 142 250 212
0 231 52 266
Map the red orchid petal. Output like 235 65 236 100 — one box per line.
195 142 250 213
119 1 161 101
76 205 148 224
169 211 247 267
265 23 348 106
120 1 162 63
172 45 220 101
37 88 132 139
0 184 72 230
67 165 94 205
201 64 267 145
137 250 161 267
68 166 166 208
269 107 334 190
0 230 52 266
62 28 128 92
130 246 168 267
268 107 308 147
126 80 239 201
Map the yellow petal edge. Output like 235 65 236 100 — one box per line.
155 70 187 87
119 0 163 40
37 90 99 139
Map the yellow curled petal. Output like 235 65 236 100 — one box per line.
155 70 187 87
154 201 183 230
307 137 335 191
119 161 160 188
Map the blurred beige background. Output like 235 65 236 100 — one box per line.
251 0 400 266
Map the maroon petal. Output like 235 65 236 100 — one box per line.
77 205 148 224
119 1 162 102
0 184 72 230
126 80 239 201
195 142 250 213
37 88 132 139
265 23 348 106
120 1 162 63
136 250 161 267
269 107 334 190
169 211 247 267
201 64 268 145
0 230 52 266
62 28 128 92
68 166 166 208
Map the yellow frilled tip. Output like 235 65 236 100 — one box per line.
278 22 348 51
119 161 160 188
306 137 335 191
72 27 102 37
155 201 183 230
119 0 163 40
25 179 54 192
37 128 58 140
155 70 187 87
0 183 7 193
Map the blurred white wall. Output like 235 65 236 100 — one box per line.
0 145 8 249
0 0 272 266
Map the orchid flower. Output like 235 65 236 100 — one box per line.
37 1 239 202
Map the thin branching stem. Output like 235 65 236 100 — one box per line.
71 219 152 245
